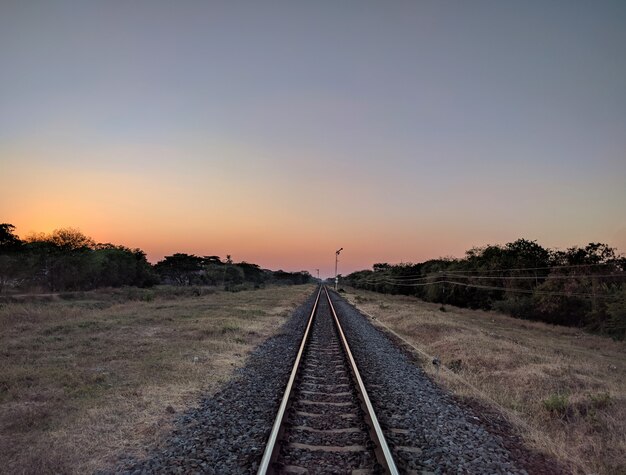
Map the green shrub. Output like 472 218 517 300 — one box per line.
221 322 240 334
543 393 570 417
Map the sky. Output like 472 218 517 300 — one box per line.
1 1 625 277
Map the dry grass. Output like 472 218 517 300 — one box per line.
344 288 626 475
0 284 314 474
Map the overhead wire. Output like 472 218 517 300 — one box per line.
359 272 624 285
440 280 614 299
418 262 623 274
354 278 619 299
355 262 622 281
355 266 624 284
352 261 624 301
444 273 624 281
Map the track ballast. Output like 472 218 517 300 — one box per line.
258 286 398 474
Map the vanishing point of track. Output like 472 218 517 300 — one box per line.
257 286 399 474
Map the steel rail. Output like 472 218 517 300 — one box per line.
257 285 322 475
324 286 400 475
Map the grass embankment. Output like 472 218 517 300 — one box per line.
344 288 625 475
0 284 314 474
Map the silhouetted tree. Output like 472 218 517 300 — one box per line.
155 253 206 285
0 223 22 252
49 228 95 251
237 262 266 285
0 224 24 292
271 270 312 285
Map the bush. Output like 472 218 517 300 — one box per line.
606 288 626 339
492 296 534 319
543 393 571 418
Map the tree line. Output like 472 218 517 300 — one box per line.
344 239 626 339
0 224 312 293
153 253 312 289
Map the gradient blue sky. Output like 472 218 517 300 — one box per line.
1 1 625 276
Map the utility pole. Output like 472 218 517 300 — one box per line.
335 248 343 290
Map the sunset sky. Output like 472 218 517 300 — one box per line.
1 1 625 277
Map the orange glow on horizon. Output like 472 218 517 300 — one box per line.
2 143 624 278
2 2 625 279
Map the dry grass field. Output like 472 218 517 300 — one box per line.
0 284 314 474
344 288 626 475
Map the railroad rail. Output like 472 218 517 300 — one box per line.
257 286 399 474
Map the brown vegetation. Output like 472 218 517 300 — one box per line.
345 288 625 475
0 284 314 474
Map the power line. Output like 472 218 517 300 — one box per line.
361 275 432 283
441 280 613 299
359 272 624 285
445 262 622 274
445 273 625 281
355 278 617 299
374 279 445 287
355 262 622 281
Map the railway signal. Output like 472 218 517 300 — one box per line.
335 247 343 290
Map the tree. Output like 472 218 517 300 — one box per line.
90 245 157 288
0 223 22 252
0 224 24 291
344 240 626 335
49 228 95 251
0 225 159 291
204 255 223 264
19 228 96 290
504 239 550 270
237 262 266 285
270 270 312 285
155 253 206 285
223 265 245 290
0 254 23 292
535 243 623 328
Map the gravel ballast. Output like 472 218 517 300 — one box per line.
109 288 561 474
276 292 383 473
110 291 318 474
328 290 534 474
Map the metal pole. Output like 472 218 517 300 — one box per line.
316 269 320 281
335 248 343 290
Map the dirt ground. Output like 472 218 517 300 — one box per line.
0 284 314 474
343 288 626 475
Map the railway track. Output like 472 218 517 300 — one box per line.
122 286 526 474
258 286 399 474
